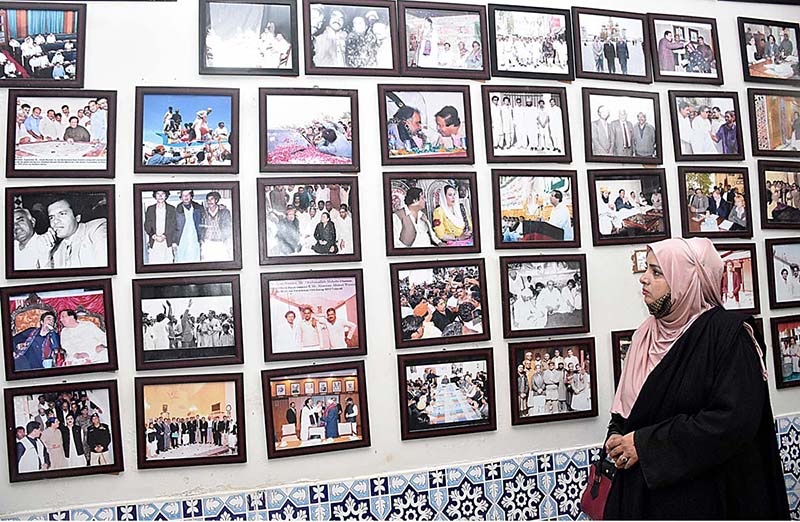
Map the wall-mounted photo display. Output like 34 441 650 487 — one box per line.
0 2 86 88
759 160 800 228
586 169 670 246
259 88 359 172
257 177 361 265
398 347 496 441
481 85 571 164
133 182 242 274
132 275 243 371
500 255 589 339
610 329 634 390
491 169 580 250
390 258 489 349
648 14 723 85
487 4 574 81
6 89 116 178
134 373 246 470
261 269 366 361
377 84 474 166
738 17 800 86
5 185 116 280
261 361 370 459
677 167 752 239
748 88 800 158
668 91 744 162
766 237 800 309
714 243 761 315
509 337 598 426
4 379 123 482
571 7 652 84
582 88 661 164
199 0 299 76
383 172 480 256
770 314 800 389
397 0 489 80
134 87 239 174
303 0 398 75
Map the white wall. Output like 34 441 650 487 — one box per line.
1 0 799 515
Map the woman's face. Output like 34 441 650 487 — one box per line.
639 250 670 306
445 187 456 206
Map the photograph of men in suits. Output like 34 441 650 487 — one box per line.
632 112 657 158
591 105 613 156
610 110 634 157
587 93 659 161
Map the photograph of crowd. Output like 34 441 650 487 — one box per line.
611 330 633 389
761 161 800 227
772 315 800 389
679 168 751 237
716 245 760 314
573 8 650 82
671 93 742 160
767 239 800 308
749 89 800 156
584 89 660 163
739 17 800 84
651 15 721 82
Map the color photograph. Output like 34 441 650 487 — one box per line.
650 14 722 84
760 160 800 228
739 17 800 85
678 167 752 238
611 329 634 389
771 315 800 389
748 88 800 157
669 92 743 161
766 238 800 309
715 244 761 315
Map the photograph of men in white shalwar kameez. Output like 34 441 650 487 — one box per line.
506 261 584 334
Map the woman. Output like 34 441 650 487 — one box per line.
145 421 158 458
311 211 339 254
464 40 482 69
432 185 472 244
40 418 67 470
602 237 789 519
728 194 748 230
299 398 314 441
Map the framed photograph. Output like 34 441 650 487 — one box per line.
290 383 300 395
257 177 361 264
611 329 634 390
134 86 239 174
649 14 722 84
509 337 598 426
134 373 246 469
318 381 328 394
133 275 243 371
133 182 242 274
304 0 398 75
668 91 744 162
259 87 359 172
738 17 800 85
332 380 342 392
487 4 574 81
383 171 480 256
377 84 474 166
677 167 752 239
748 88 800 158
491 169 580 249
500 255 589 339
759 160 800 228
398 348 496 440
571 7 652 84
587 169 670 247
4 380 123 482
6 185 116 280
261 269 366 362
276 384 286 396
582 88 661 164
199 0 299 76
6 90 115 178
766 238 800 309
390 258 489 349
715 243 761 315
481 85 571 164
770 314 800 389
397 0 489 79
631 249 648 273
262 360 370 458
0 2 86 88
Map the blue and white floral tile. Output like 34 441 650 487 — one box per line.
203 505 246 521
267 503 308 521
387 484 435 520
329 493 370 520
47 512 69 521
245 511 268 521
368 496 391 520
498 470 544 520
308 503 330 521
182 499 203 519
309 484 329 504
552 463 587 520
444 479 489 519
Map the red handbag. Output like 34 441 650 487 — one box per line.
580 450 616 520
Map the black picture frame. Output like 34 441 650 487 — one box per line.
770 314 800 390
611 329 634 390
747 88 800 159
715 243 762 316
648 13 723 85
758 160 800 229
737 17 800 86
765 237 800 309
676 166 753 239
667 90 746 162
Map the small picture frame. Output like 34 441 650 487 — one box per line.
509 337 598 426
610 329 634 389
715 243 761 315
398 347 496 441
276 384 286 397
648 14 723 85
631 250 648 273
262 360 370 458
738 17 800 86
748 88 800 158
766 237 800 309
668 91 745 162
5 185 116 280
500 254 589 339
332 380 342 393
383 171 480 256
318 381 328 394
290 383 301 395
134 86 239 174
770 314 800 389
677 167 752 239
134 373 246 469
759 160 800 229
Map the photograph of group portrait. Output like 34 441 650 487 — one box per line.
715 244 761 315
677 167 752 238
748 88 800 158
766 238 800 309
649 14 722 84
4 380 122 482
770 314 800 389
759 160 800 228
739 17 800 85
669 91 744 161
398 348 496 440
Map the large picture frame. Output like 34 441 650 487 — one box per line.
676 166 753 239
611 329 634 390
668 90 745 162
770 314 800 390
765 237 800 309
648 13 723 85
737 17 800 86
715 243 761 316
747 88 800 159
758 160 800 229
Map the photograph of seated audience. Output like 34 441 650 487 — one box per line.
592 176 666 239
506 261 583 333
308 3 394 70
776 319 800 386
741 19 800 82
682 170 749 234
764 169 800 225
498 173 574 245
673 96 740 157
514 345 592 418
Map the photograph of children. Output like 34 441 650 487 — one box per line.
489 6 572 80
2 280 116 381
678 168 752 238
135 87 238 173
509 338 597 426
379 85 473 165
583 88 661 164
715 244 760 315
482 86 570 163
739 17 800 85
399 1 488 79
262 361 370 458
766 239 800 309
7 90 115 177
0 3 85 88
771 315 800 389
493 170 579 249
135 374 245 469
133 276 242 371
305 0 397 74
670 92 743 161
587 169 670 246
760 161 800 228
611 330 634 389
384 172 479 256
650 15 722 84
258 179 360 264
6 186 115 279
749 89 800 157
4 381 122 482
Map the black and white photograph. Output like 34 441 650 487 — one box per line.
669 91 744 161
739 17 800 85
760 160 800 228
766 238 800 309
650 14 723 84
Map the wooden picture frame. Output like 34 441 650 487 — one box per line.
715 243 762 316
758 160 800 229
738 17 800 86
631 250 648 273
648 14 723 85
770 314 800 390
747 88 800 159
668 90 745 162
765 237 800 310
611 329 634 390
676 166 753 239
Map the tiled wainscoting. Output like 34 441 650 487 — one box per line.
7 413 800 521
